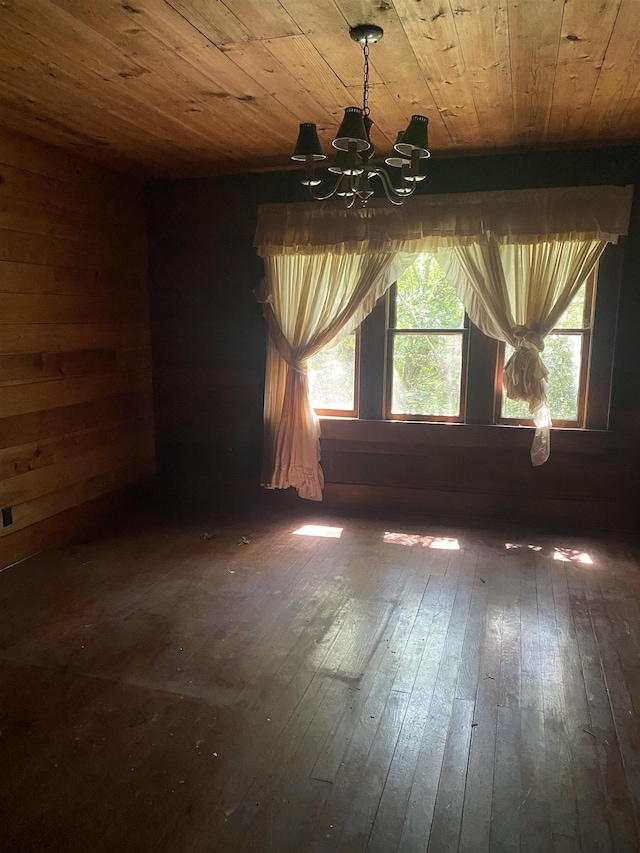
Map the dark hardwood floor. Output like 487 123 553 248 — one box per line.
1 507 639 852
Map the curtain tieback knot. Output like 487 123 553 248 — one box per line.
273 336 308 374
512 324 544 352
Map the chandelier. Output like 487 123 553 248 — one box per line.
291 24 430 207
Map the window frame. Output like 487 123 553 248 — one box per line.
311 242 623 433
385 281 470 422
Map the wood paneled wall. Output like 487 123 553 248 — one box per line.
0 129 154 569
147 147 640 530
147 175 271 511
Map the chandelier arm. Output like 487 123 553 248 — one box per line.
378 166 417 198
372 170 404 206
342 173 358 208
307 174 344 201
370 167 416 205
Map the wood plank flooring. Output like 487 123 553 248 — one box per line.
0 508 639 852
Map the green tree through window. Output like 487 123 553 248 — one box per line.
390 254 465 418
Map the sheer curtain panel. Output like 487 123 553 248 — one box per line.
255 251 410 499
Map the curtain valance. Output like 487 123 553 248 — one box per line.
254 185 633 255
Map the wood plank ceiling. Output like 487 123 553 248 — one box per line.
0 0 639 178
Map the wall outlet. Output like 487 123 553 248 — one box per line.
2 507 12 527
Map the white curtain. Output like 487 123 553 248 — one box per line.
256 249 416 499
255 185 632 498
437 239 608 465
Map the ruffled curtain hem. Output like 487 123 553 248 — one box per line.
261 465 324 501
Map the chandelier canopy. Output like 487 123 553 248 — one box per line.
291 24 430 206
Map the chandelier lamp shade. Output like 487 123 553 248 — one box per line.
291 24 430 206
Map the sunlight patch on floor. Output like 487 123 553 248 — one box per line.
293 524 343 538
553 548 593 564
383 532 460 549
504 542 594 564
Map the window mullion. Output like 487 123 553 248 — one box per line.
465 320 500 424
358 291 388 420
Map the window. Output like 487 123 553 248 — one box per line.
308 248 619 430
389 255 467 421
307 332 358 417
501 277 594 427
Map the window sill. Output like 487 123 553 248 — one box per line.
318 417 610 455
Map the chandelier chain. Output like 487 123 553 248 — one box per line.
362 42 370 117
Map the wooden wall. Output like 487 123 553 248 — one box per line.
147 173 295 511
146 147 640 530
0 129 155 569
